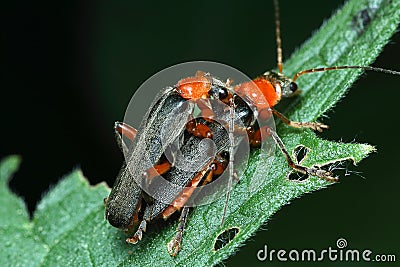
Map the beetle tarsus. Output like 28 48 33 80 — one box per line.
126 220 147 244
307 167 338 182
167 233 182 257
168 207 189 256
293 121 329 132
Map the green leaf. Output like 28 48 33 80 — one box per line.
0 156 111 267
1 0 398 266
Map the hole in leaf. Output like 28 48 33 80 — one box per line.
322 158 361 179
287 170 309 181
351 7 377 36
293 145 310 164
214 227 240 251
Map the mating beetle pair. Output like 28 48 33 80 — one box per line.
104 0 400 257
104 69 337 256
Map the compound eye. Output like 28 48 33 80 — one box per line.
220 151 229 160
218 87 228 100
289 82 298 92
208 86 228 100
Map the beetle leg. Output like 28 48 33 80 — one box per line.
211 152 230 177
142 159 172 181
268 128 338 182
161 153 229 255
272 108 329 132
167 206 189 256
186 116 213 139
247 126 272 147
115 121 137 140
126 205 151 244
162 165 211 219
123 198 142 233
164 154 228 256
114 121 137 154
161 151 229 219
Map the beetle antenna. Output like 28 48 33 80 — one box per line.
274 0 283 74
292 65 400 82
221 97 236 226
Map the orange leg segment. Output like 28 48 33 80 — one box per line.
162 152 229 219
162 166 210 219
115 121 137 141
186 118 213 139
142 160 172 180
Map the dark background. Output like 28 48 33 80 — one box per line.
2 0 399 266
